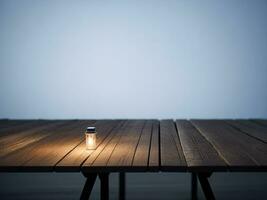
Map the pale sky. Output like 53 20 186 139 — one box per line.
0 0 267 119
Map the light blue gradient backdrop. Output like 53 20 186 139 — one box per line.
0 0 267 119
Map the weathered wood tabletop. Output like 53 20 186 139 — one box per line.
0 119 267 173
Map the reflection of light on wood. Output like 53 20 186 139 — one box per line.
85 127 97 150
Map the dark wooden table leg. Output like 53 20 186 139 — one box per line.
80 173 97 200
99 173 109 200
197 173 215 200
119 172 126 200
191 173 198 200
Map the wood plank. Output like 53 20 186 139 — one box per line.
176 120 227 171
82 120 130 172
0 120 95 171
0 120 70 157
191 120 267 171
106 120 145 170
132 120 153 170
226 120 267 143
0 120 67 146
55 120 123 171
148 121 159 170
0 120 50 137
21 120 97 171
160 120 186 171
83 120 145 172
0 120 32 130
253 120 267 127
1 119 267 173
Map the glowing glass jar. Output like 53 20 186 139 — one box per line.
85 127 97 150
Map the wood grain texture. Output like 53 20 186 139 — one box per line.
82 121 129 172
226 120 267 143
176 120 227 172
106 120 145 169
0 121 70 157
0 120 50 137
160 120 186 171
132 120 153 169
148 121 159 171
191 120 267 171
56 120 122 171
0 120 95 171
1 119 267 173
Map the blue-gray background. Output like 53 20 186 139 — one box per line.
1 1 267 200
1 0 267 119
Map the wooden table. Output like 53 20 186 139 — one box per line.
1 119 267 200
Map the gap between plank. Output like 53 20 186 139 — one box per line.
147 121 154 167
189 120 231 167
224 120 267 144
52 121 98 170
80 120 126 168
172 120 186 164
130 121 147 166
97 120 129 167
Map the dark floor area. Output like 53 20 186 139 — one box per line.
0 172 266 200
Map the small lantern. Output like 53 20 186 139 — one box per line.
85 127 97 150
